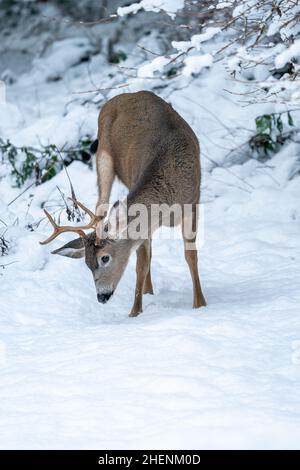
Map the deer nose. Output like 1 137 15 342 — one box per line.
97 292 112 303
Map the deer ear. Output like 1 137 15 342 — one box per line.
51 237 85 259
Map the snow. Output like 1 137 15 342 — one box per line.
190 28 221 49
1 163 300 449
117 0 184 19
172 28 221 53
216 2 233 9
275 39 300 68
182 53 213 76
1 2 300 451
137 56 170 78
233 0 256 18
22 37 95 85
0 102 23 135
292 341 300 365
138 28 218 79
0 80 6 103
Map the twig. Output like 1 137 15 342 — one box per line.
54 146 77 203
0 261 18 269
40 14 117 26
209 177 252 194
8 182 36 207
202 151 255 190
137 44 161 56
72 83 131 94
180 95 236 137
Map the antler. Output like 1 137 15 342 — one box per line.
39 198 99 245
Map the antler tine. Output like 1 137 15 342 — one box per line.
69 197 99 227
40 209 65 245
39 199 99 245
43 209 58 228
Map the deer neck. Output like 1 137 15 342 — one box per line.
125 178 165 243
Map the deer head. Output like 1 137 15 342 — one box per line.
40 199 135 304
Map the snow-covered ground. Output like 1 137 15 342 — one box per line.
0 9 300 449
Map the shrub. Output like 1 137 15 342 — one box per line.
249 111 295 160
0 137 93 187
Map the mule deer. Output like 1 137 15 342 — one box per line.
40 91 206 316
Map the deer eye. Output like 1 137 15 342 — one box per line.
101 255 111 266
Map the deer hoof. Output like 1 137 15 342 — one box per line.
193 294 207 308
129 308 142 317
143 286 154 295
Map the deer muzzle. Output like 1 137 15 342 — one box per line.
97 292 113 304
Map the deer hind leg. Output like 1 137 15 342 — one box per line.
182 206 206 309
95 149 115 237
130 240 151 317
143 239 154 294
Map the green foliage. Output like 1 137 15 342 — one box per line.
287 111 294 126
109 50 127 64
0 137 93 188
255 114 273 134
250 111 295 160
165 67 178 79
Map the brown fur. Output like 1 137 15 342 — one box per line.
97 91 200 208
54 91 206 316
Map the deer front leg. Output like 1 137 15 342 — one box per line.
182 209 206 308
129 240 151 317
95 149 114 238
143 239 154 294
183 243 206 308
